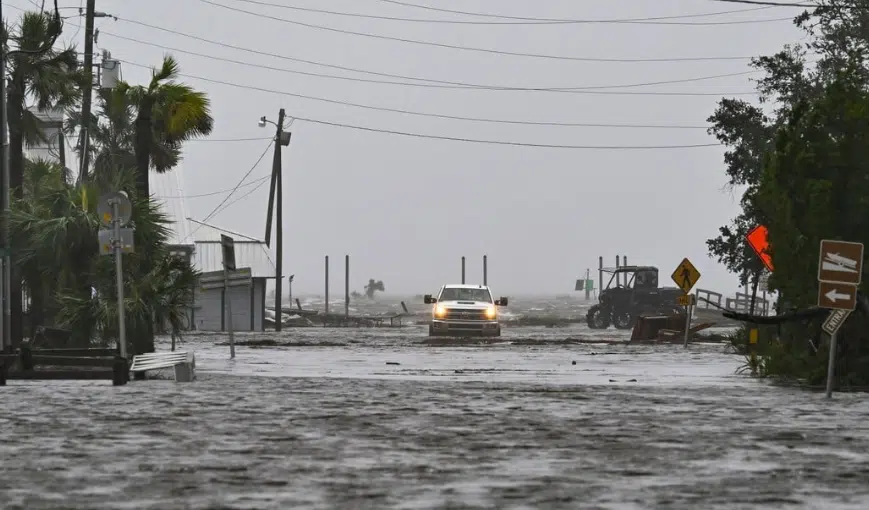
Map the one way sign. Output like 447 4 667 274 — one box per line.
817 281 857 311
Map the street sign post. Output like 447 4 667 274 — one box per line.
671 258 701 294
98 192 133 359
221 234 236 272
817 281 857 311
220 234 237 358
746 225 774 272
199 267 252 290
671 258 701 348
677 294 696 306
758 272 770 293
97 191 132 228
816 239 864 399
822 309 850 336
817 239 864 285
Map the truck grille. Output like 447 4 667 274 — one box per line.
443 309 489 320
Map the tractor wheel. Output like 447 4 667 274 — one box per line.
586 305 611 329
612 310 634 330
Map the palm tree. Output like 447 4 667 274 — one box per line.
66 56 213 198
129 56 213 198
3 11 84 346
11 162 198 352
5 11 82 195
65 85 138 186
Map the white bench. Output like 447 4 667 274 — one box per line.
129 351 196 382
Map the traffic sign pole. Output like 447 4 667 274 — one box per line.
671 258 701 348
112 199 127 360
222 234 236 359
826 331 838 398
816 239 864 398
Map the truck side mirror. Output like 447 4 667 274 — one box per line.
424 294 436 304
496 297 508 306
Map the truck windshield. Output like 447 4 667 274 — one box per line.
439 288 492 302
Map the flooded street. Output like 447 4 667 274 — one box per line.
2 317 869 508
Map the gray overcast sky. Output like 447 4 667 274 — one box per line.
9 0 805 296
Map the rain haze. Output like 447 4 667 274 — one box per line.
7 0 806 295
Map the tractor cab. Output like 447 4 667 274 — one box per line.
602 266 659 291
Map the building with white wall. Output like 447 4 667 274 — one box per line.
150 169 278 332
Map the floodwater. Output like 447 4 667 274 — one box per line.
1 296 868 509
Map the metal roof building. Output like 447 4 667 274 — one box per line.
151 169 277 332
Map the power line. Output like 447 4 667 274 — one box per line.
373 0 803 23
102 27 759 97
119 58 744 132
186 136 272 142
211 173 271 216
156 173 271 199
198 0 759 62
224 0 787 25
187 217 263 242
709 1 815 6
113 16 763 91
114 59 723 150
185 139 274 241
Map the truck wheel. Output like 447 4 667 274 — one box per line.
428 324 436 336
494 326 501 337
586 305 610 329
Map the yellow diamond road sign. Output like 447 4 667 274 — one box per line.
671 258 701 294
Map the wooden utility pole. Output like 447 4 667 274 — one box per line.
264 108 289 330
78 0 96 184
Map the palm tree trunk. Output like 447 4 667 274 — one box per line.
133 99 154 198
7 85 25 347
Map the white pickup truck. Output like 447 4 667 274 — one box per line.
423 284 508 337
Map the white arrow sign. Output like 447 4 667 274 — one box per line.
825 288 851 303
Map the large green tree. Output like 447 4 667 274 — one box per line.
710 0 869 386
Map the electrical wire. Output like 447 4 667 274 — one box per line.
101 28 760 98
709 1 815 6
186 136 273 142
112 17 763 92
223 0 788 25
114 61 726 150
156 173 271 199
373 0 805 23
118 58 745 133
198 0 760 62
185 139 273 241
210 173 271 216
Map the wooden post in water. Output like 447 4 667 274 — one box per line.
598 256 603 295
324 255 329 320
461 256 465 284
483 255 487 286
615 255 620 286
345 255 350 318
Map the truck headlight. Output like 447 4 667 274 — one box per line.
485 305 497 319
434 304 446 317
